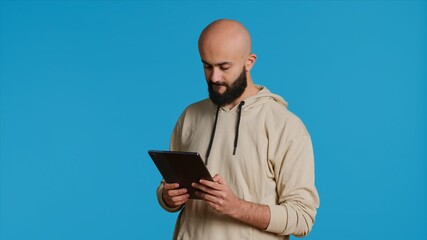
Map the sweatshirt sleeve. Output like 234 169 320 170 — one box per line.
155 112 185 212
265 135 320 237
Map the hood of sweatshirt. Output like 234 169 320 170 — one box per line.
216 86 288 112
205 86 288 164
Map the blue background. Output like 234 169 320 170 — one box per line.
1 0 426 239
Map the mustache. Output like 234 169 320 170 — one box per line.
208 81 228 87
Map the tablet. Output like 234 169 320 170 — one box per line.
148 150 214 199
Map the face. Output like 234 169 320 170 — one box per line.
207 66 247 107
199 26 255 107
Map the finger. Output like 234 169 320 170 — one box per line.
213 174 226 184
198 179 223 190
217 177 225 184
213 174 221 182
192 182 217 195
164 191 189 207
195 190 211 201
195 191 223 209
171 193 190 203
193 183 223 199
163 183 180 190
174 199 188 206
167 188 188 197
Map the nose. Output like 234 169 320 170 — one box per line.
210 67 222 83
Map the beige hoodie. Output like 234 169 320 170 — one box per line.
157 86 319 240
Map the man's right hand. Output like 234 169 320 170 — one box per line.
162 183 190 208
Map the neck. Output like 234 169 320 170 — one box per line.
224 81 259 110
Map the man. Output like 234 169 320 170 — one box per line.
156 19 319 239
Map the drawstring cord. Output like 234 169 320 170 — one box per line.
233 101 245 155
205 101 245 165
205 106 220 165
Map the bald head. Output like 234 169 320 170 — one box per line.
198 19 252 60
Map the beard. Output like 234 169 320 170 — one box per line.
208 67 247 107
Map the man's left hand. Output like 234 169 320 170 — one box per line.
192 174 241 217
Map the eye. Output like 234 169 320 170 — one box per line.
203 64 212 69
220 65 230 71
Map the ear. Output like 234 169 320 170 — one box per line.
245 53 257 71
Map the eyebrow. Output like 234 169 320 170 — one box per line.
201 60 232 66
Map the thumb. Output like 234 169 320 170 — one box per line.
213 174 226 184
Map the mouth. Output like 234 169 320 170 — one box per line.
212 84 226 93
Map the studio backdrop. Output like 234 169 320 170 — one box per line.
1 1 426 239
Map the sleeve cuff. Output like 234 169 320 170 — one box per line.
156 183 184 212
265 204 287 234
